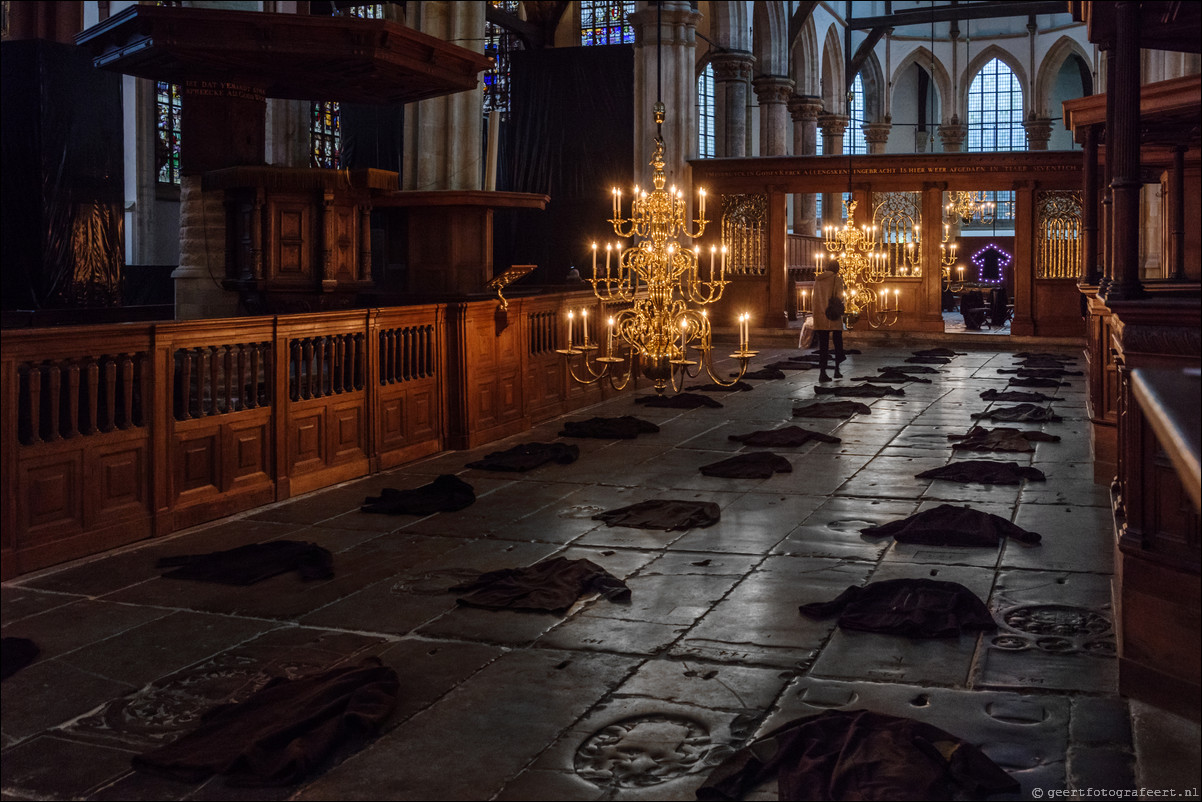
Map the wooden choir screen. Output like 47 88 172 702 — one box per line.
1 294 627 578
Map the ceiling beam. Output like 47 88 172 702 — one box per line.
848 2 1069 30
788 1 820 50
485 3 543 49
847 26 889 88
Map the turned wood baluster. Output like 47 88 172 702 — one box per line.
85 357 99 435
303 339 315 399
248 343 261 408
27 364 43 444
354 334 364 389
45 362 62 441
235 344 247 411
208 345 220 415
177 350 192 420
63 359 80 438
222 344 234 413
337 334 349 393
383 330 394 383
103 357 117 431
121 353 136 427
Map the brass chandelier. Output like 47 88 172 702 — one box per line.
820 197 900 329
559 103 754 394
946 190 996 224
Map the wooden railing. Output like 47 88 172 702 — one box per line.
1 292 629 578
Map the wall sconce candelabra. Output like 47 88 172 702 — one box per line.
818 198 900 329
558 103 755 395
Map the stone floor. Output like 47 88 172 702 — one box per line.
3 339 1199 801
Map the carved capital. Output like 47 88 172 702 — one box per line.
862 122 892 145
710 50 755 82
938 122 968 152
1023 116 1055 150
751 75 795 104
787 93 824 122
817 113 849 138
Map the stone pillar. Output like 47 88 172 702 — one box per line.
1103 1 1144 301
710 50 755 157
1023 115 1054 150
818 114 848 227
938 115 968 153
403 1 484 190
173 176 239 320
788 94 823 235
631 2 703 188
752 75 795 157
265 99 310 168
862 120 892 155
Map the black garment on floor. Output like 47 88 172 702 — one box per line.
906 356 952 364
738 368 787 381
635 392 723 408
1019 357 1077 369
593 499 721 530
997 367 1083 377
699 451 793 478
132 658 398 787
450 556 630 613
696 709 1018 802
971 404 1062 423
690 381 754 392
798 578 997 638
851 371 931 384
949 425 1061 453
861 503 1042 546
916 460 1047 485
729 426 841 447
765 360 817 371
791 401 872 418
914 348 964 357
807 347 861 355
980 389 1055 403
558 416 660 439
815 383 904 398
1 638 39 681
361 475 476 515
1015 351 1079 361
1008 377 1068 388
156 541 334 585
881 364 941 374
465 442 580 472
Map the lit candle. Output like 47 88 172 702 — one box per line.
581 308 589 346
893 288 900 311
680 319 687 354
721 245 727 279
801 289 808 312
567 310 574 350
607 317 614 354
709 245 716 282
612 188 619 219
606 243 612 277
699 187 706 219
592 242 597 275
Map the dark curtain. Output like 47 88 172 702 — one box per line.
1 40 124 311
496 45 634 283
339 102 404 173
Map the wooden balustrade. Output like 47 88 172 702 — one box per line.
1 293 631 578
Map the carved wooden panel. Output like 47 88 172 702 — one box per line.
327 205 359 282
175 431 219 497
272 200 312 280
226 418 271 492
19 452 83 541
91 443 146 522
329 398 365 464
291 407 325 473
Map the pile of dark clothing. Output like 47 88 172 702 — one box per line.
690 381 754 392
450 556 630 613
799 578 997 638
979 389 1055 403
792 401 871 418
998 367 1083 378
737 367 787 381
558 416 660 439
882 364 940 375
851 369 931 384
949 426 1061 453
132 659 399 786
593 499 721 530
970 404 1062 423
1007 377 1068 388
466 442 579 472
906 355 952 365
860 503 1042 546
697 709 1019 801
814 383 904 398
916 460 1046 485
729 426 841 447
361 475 476 515
1 638 39 681
699 452 792 478
157 541 335 585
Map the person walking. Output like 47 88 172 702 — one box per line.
810 261 846 382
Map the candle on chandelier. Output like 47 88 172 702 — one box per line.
581 308 589 346
605 243 612 277
721 245 727 279
592 242 598 274
709 245 716 282
567 310 574 350
680 319 688 353
699 187 706 219
893 288 900 311
801 289 808 312
612 188 619 219
607 317 614 354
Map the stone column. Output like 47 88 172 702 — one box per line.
173 176 239 320
818 113 848 227
631 2 703 188
265 99 310 168
1022 116 1054 150
938 115 968 153
710 50 755 157
788 94 823 235
402 1 484 190
752 75 795 157
1103 1 1144 301
862 120 892 155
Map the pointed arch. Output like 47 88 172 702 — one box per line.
820 23 845 113
1035 35 1095 116
891 45 953 125
790 12 820 97
751 1 789 76
856 49 886 123
961 43 1029 118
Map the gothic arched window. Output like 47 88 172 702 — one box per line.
311 101 340 169
697 62 715 158
580 0 634 45
155 81 181 184
967 57 1026 152
845 73 866 155
484 0 522 118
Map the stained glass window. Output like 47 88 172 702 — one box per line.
340 4 381 18
967 57 1026 152
485 0 521 118
155 81 182 184
845 73 866 155
311 101 340 169
581 0 634 46
697 62 715 158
